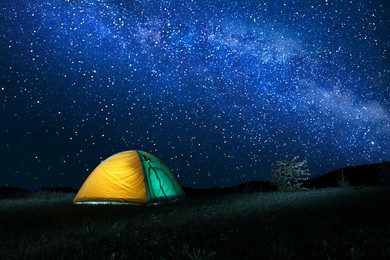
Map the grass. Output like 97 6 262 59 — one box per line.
0 187 389 259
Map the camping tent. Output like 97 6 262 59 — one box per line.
73 150 185 205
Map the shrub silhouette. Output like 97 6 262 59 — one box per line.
271 157 310 191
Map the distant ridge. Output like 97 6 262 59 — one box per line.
184 161 388 197
183 180 276 197
37 186 78 193
0 186 77 199
0 186 29 198
1 161 388 199
303 162 386 189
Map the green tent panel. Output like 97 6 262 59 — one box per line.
138 150 185 204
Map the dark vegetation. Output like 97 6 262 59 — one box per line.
185 161 389 196
0 162 389 259
303 162 386 188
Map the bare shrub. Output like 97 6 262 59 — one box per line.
337 169 351 188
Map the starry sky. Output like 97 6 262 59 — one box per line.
0 0 389 189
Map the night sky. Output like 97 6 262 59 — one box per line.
1 0 389 189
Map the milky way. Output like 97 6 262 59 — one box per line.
1 0 389 188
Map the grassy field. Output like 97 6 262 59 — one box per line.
0 187 389 259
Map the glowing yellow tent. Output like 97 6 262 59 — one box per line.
73 150 185 205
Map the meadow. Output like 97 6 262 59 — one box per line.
0 187 389 259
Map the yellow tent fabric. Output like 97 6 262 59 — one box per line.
73 150 185 205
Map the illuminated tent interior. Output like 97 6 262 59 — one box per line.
73 150 185 205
